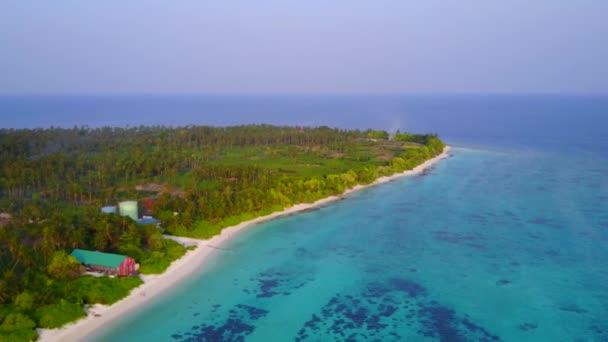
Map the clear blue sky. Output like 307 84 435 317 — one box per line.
1 1 607 94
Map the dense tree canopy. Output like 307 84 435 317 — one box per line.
0 124 445 340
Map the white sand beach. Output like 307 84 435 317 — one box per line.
38 146 451 342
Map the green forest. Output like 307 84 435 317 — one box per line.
0 125 445 341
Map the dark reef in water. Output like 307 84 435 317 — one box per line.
527 216 563 229
388 278 427 297
295 277 499 341
518 322 538 331
559 304 588 314
246 267 314 299
257 279 280 298
170 304 268 341
432 230 486 249
496 279 511 286
418 304 499 342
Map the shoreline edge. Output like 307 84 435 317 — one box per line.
39 145 452 342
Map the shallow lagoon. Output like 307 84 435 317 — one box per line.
19 94 603 341
94 145 608 341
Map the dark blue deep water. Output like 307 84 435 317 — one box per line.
2 95 607 341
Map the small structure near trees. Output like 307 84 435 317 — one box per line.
70 249 137 276
118 201 138 221
100 206 117 214
137 216 160 226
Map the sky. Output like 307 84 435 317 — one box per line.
0 1 607 95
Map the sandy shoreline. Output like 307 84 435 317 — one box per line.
38 146 451 342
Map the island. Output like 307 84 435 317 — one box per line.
0 125 448 341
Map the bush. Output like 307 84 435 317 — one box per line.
138 239 187 274
70 275 143 305
47 251 83 280
14 292 35 312
0 312 38 342
393 131 415 142
0 329 38 342
167 220 222 239
0 306 13 324
35 300 86 329
367 130 389 139
0 313 36 332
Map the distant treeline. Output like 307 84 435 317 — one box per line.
1 125 374 202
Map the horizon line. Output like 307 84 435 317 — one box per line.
0 91 607 97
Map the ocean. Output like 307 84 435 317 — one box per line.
2 95 607 341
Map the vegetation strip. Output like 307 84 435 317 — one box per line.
0 125 445 341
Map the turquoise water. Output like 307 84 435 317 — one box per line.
14 95 603 341
92 146 608 341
